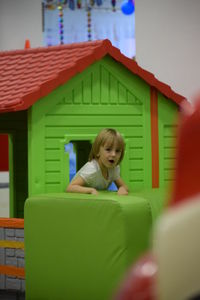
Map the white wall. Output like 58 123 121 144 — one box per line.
135 0 200 101
0 0 43 51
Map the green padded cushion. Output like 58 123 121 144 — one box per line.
25 192 153 300
133 187 168 222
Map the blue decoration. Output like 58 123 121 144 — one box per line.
121 0 135 15
65 143 76 181
69 0 75 10
96 0 102 6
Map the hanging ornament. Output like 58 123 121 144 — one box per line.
45 4 56 10
77 0 82 9
47 28 53 46
57 1 64 44
121 0 135 15
87 6 92 41
111 0 116 12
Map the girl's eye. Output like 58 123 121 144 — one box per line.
116 149 121 153
105 148 111 152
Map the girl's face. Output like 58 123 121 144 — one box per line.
97 141 122 170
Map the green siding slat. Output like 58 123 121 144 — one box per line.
45 116 143 126
164 137 177 147
164 148 176 159
64 93 73 104
46 184 61 193
110 74 118 104
101 66 109 104
45 150 60 160
164 170 175 181
163 158 176 169
83 76 91 104
158 93 178 187
127 91 136 105
45 127 144 138
130 171 144 181
163 125 177 137
45 172 61 183
92 69 100 104
46 104 144 115
129 182 144 189
129 138 144 148
118 83 127 104
74 83 82 104
129 149 144 158
45 138 60 149
130 160 144 169
46 161 60 171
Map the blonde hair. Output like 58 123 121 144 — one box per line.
89 128 125 164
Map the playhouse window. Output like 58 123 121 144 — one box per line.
64 140 117 191
65 140 92 182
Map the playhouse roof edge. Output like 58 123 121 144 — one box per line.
0 39 188 113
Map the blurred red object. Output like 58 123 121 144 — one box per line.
114 253 157 300
171 98 200 205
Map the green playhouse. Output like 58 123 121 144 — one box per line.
0 39 186 217
0 39 188 299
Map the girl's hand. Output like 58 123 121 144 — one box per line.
90 188 98 195
115 178 129 195
117 186 128 195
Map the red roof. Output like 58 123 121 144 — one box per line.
0 39 186 113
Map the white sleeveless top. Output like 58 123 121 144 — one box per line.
72 159 120 190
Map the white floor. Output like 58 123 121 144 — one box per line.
0 172 9 217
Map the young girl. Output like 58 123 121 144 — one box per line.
66 128 129 195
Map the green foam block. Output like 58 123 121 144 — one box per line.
25 192 152 300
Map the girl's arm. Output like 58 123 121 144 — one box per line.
114 178 129 195
66 175 98 194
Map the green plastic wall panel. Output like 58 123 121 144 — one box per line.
158 93 178 188
24 192 152 300
28 56 152 196
0 111 28 217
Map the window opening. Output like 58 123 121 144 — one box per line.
65 140 92 182
64 140 118 191
64 142 76 182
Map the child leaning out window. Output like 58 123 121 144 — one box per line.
66 128 129 195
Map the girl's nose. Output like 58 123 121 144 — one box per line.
111 150 116 156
